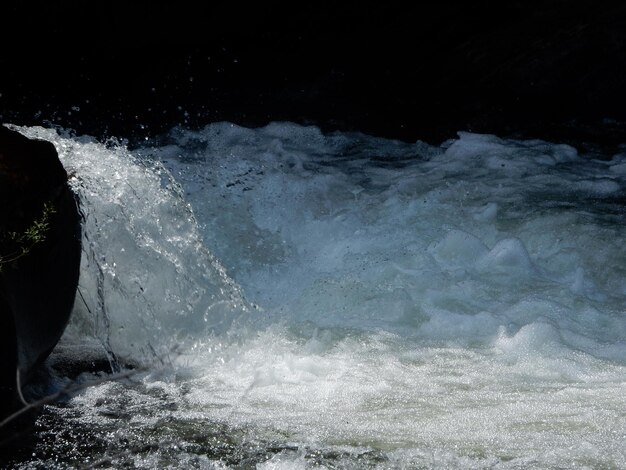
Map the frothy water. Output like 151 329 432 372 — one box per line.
6 123 626 468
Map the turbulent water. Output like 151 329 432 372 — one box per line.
6 123 626 468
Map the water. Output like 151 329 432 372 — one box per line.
4 123 626 468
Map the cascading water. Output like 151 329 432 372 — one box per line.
16 127 250 367
5 123 626 468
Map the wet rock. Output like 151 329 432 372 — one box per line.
0 126 81 420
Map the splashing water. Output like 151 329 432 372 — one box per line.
7 123 626 469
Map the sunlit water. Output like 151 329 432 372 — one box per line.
6 123 626 469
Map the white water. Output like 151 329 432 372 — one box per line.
12 124 626 468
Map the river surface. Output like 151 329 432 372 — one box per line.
5 123 626 469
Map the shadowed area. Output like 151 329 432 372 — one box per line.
1 1 625 148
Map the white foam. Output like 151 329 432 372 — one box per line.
12 123 626 468
428 229 489 268
477 237 536 275
143 123 626 466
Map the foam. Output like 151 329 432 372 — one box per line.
146 123 626 466
11 123 626 468
476 238 536 275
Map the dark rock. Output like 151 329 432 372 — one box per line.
0 126 81 421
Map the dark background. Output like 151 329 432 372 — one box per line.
1 1 626 149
